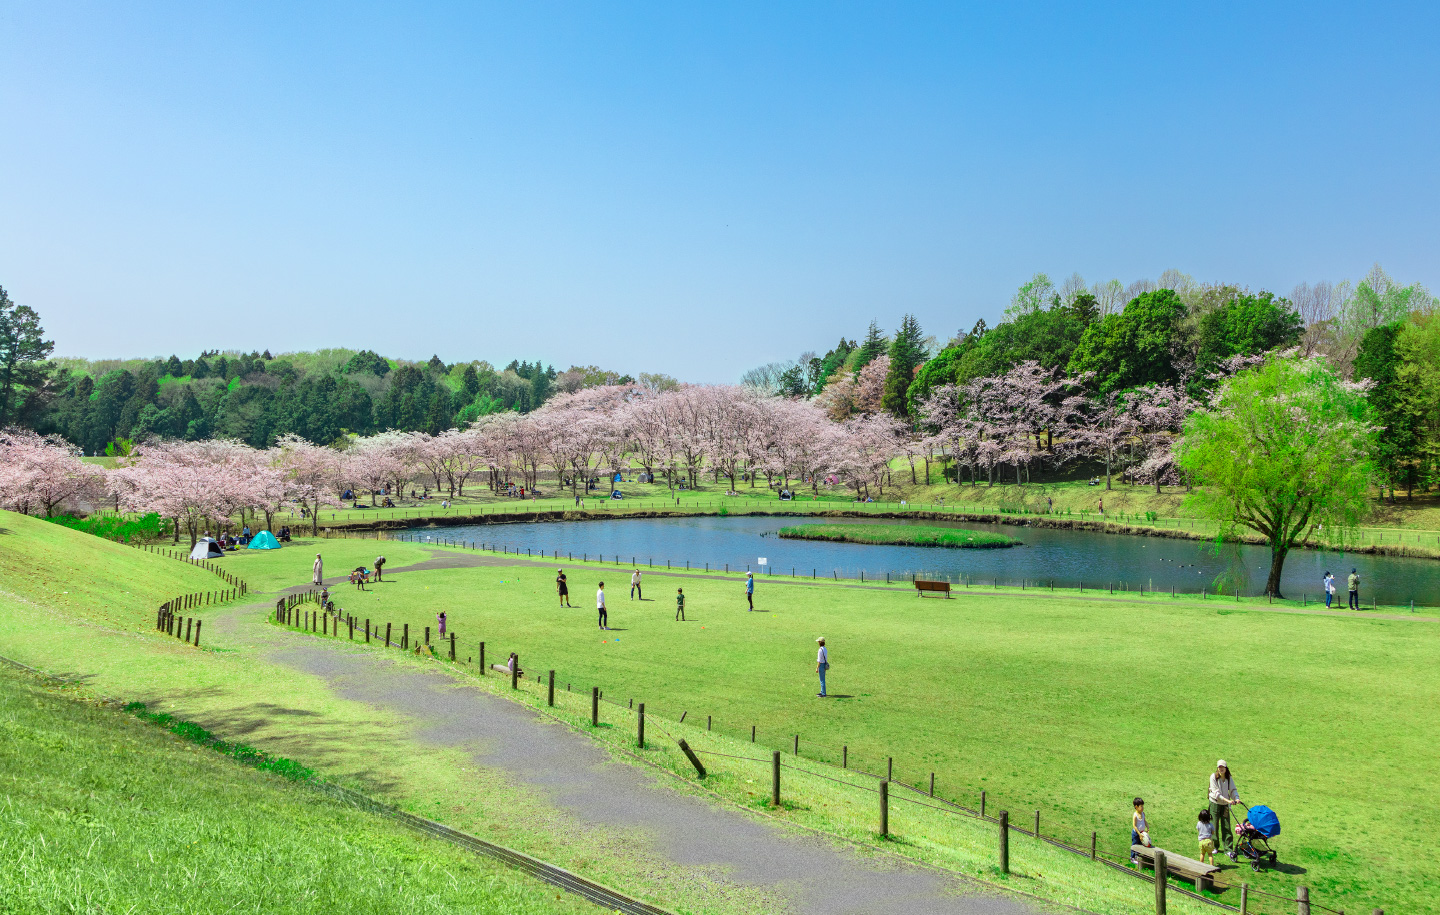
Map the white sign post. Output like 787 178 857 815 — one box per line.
758 557 767 566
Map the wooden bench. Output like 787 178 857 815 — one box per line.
914 580 952 599
1132 845 1221 892
491 663 523 677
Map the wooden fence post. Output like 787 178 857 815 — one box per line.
385 623 392 647
1035 810 1040 837
185 618 193 643
402 623 408 649
1297 886 1310 915
638 703 645 748
450 633 455 660
511 655 519 689
981 790 986 819
879 779 889 837
998 810 1009 874
365 619 370 643
771 750 781 806
591 687 599 727
193 620 201 646
547 670 555 706
843 745 848 768
1155 850 1167 915
678 738 706 778
1240 885 1248 915
1091 831 1097 859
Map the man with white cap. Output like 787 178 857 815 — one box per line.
815 637 829 698
1208 759 1241 855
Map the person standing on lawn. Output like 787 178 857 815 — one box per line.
1208 760 1241 855
815 637 828 697
556 569 571 607
313 553 324 585
597 582 608 630
631 568 642 600
437 611 446 637
675 587 685 621
1347 568 1360 609
1324 571 1335 608
746 572 754 610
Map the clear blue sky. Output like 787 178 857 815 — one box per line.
2 2 1436 381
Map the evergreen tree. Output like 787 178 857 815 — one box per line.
0 287 55 426
854 321 888 370
881 314 926 417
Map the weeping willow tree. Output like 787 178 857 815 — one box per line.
1177 356 1376 598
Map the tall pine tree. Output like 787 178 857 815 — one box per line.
881 314 926 417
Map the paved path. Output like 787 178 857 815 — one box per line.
245 569 1046 915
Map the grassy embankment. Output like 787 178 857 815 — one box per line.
778 523 1018 548
1 514 1236 915
245 540 1437 915
0 663 594 915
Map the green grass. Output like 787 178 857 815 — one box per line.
778 522 1018 548
0 663 592 914
0 511 236 632
282 544 1437 915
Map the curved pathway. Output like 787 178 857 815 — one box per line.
230 562 1048 915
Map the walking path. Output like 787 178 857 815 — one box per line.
234 574 1046 915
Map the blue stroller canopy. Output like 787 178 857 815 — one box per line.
1247 805 1281 838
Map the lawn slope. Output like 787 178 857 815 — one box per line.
0 663 591 914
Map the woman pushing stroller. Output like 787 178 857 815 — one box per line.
1208 759 1241 855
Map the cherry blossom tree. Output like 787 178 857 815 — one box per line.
0 429 106 516
273 434 341 535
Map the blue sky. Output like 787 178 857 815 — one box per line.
2 2 1436 381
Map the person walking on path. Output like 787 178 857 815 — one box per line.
631 569 643 600
746 572 755 611
1324 571 1335 608
675 587 686 621
313 553 324 585
374 555 386 581
1347 568 1361 609
1208 760 1241 855
556 570 571 607
597 582 608 630
815 637 829 697
437 611 447 638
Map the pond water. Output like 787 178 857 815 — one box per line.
404 515 1438 606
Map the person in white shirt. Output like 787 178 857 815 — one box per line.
313 553 324 585
630 569 642 600
597 582 608 630
1324 572 1336 608
815 637 829 698
1208 759 1241 854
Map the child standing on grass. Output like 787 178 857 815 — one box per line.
675 588 685 620
1131 797 1150 864
437 611 446 638
1197 809 1216 864
597 582 607 630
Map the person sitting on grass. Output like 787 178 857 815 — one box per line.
1197 808 1216 865
505 652 523 677
1131 797 1150 864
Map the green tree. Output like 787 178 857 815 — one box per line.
340 350 391 376
1195 291 1302 375
881 314 926 417
461 364 482 399
0 287 55 426
853 321 888 371
1355 322 1416 498
1395 312 1440 490
1177 357 1376 598
1067 289 1190 393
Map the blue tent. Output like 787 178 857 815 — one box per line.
248 530 281 550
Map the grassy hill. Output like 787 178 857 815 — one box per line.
0 512 234 632
0 662 590 914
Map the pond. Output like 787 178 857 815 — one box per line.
403 515 1438 607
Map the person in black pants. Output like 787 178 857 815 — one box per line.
597 582 608 630
1347 568 1360 610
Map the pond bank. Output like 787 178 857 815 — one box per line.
319 507 1440 561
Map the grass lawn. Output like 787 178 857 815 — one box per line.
778 523 1018 548
0 512 235 631
0 663 592 914
263 543 1437 915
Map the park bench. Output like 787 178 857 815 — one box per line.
914 580 952 599
1132 845 1221 892
491 663 524 677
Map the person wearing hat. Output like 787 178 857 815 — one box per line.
815 637 829 697
1347 568 1360 610
746 572 755 611
1208 760 1241 854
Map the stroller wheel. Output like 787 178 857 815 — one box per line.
1227 851 1238 861
1269 852 1278 863
1251 861 1262 872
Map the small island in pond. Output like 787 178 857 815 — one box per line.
777 524 1020 549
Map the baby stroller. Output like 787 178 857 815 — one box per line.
1230 804 1280 871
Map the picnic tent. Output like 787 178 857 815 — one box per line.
190 538 225 560
247 530 281 550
